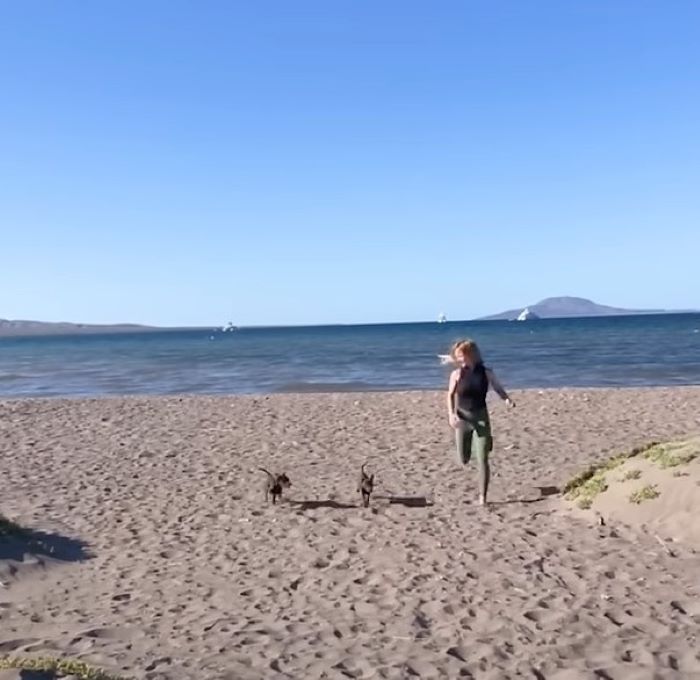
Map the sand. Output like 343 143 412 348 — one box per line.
563 437 700 548
1 387 700 679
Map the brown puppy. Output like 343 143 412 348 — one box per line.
357 462 375 508
259 468 291 504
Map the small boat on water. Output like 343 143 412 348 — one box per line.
437 312 447 324
515 307 539 322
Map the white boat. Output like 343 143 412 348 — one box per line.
515 307 539 321
437 312 447 324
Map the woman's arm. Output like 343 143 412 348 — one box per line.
446 369 460 425
486 368 515 407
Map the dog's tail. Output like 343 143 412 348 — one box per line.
258 467 275 481
358 462 368 493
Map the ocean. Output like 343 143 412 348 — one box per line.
1 314 699 398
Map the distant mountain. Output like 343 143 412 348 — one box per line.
479 296 688 321
0 319 159 337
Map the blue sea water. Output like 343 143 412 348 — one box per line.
1 314 699 398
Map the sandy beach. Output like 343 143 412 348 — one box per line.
2 387 700 679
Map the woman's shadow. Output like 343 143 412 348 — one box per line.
489 486 560 505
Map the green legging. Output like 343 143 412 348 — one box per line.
455 408 493 499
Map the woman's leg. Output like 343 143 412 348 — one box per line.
472 411 493 504
475 447 490 503
455 421 473 466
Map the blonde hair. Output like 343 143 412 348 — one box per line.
449 339 482 364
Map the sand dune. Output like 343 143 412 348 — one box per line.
564 437 700 547
1 388 700 678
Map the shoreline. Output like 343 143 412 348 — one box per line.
2 382 700 403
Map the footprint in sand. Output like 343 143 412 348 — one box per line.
111 592 131 602
145 656 173 672
0 638 38 653
80 626 139 640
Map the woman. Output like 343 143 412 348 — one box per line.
446 339 514 506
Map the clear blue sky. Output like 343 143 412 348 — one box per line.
1 1 698 326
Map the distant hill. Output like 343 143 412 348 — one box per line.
479 296 688 321
0 319 160 337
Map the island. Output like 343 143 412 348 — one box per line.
0 319 162 337
479 296 691 321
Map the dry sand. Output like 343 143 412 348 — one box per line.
564 437 700 547
1 387 700 679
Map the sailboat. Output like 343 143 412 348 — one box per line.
437 312 447 324
515 307 539 321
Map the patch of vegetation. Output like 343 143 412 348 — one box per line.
600 453 634 472
672 470 690 478
562 465 600 497
620 469 642 482
0 514 28 537
629 484 660 505
563 442 663 510
643 440 698 469
563 442 659 500
0 656 127 680
565 469 609 507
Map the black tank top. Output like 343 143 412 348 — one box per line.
455 362 489 413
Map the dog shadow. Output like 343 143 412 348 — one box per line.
0 520 92 563
291 499 358 510
375 495 433 508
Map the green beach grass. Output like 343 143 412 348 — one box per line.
563 442 659 509
643 440 698 469
620 468 643 482
628 484 661 505
565 437 699 511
